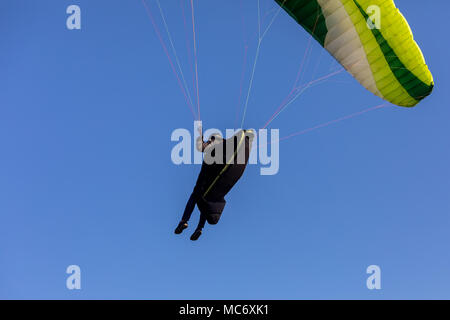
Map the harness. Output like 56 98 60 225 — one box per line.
202 131 246 198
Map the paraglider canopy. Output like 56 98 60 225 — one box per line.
275 0 434 107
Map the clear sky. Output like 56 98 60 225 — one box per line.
1 0 449 299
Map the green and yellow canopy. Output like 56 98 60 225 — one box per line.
275 0 434 107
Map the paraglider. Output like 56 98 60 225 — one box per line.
143 0 435 241
175 127 255 241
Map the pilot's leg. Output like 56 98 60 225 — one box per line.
190 213 206 241
174 191 198 234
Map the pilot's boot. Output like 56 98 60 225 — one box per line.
174 221 188 234
190 228 202 241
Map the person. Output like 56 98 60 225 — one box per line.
174 125 223 241
174 125 254 241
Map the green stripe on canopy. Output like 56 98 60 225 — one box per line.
275 0 327 46
352 0 434 103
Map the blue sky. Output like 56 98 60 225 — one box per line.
1 0 449 299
